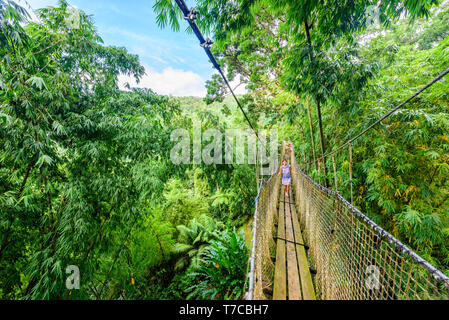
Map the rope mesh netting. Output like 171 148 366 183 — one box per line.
247 174 280 300
246 147 285 300
247 144 449 300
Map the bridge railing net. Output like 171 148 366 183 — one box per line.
247 172 280 300
290 150 449 300
247 145 287 300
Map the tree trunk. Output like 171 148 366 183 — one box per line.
306 100 318 171
304 20 329 186
316 99 329 187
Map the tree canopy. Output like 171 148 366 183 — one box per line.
1 0 448 300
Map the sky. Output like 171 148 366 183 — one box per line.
20 0 244 97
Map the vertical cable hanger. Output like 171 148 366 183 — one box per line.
332 154 338 192
317 160 321 185
173 0 259 140
349 142 353 205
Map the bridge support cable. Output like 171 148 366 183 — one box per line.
349 142 353 204
173 0 259 140
173 0 275 183
289 147 449 300
306 66 449 169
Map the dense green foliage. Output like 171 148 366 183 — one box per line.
1 0 448 301
0 0 255 300
155 0 449 275
186 229 249 300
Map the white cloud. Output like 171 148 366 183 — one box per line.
119 66 249 97
119 66 207 97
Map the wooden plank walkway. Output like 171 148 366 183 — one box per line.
273 187 316 300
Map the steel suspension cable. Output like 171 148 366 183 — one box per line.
173 0 276 187
308 66 449 165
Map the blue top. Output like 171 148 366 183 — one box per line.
281 164 291 179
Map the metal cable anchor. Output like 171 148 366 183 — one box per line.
200 38 214 49
184 8 199 21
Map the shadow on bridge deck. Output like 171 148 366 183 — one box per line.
272 187 316 300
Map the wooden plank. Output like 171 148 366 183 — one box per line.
285 198 302 300
286 241 302 300
277 192 285 239
289 189 316 300
273 238 286 300
284 194 295 243
273 192 286 300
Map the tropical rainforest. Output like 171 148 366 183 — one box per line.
0 0 448 300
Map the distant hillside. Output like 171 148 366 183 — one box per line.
173 95 242 126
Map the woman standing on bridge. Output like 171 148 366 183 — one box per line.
279 159 294 197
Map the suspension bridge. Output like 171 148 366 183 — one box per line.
169 0 449 300
246 143 449 300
